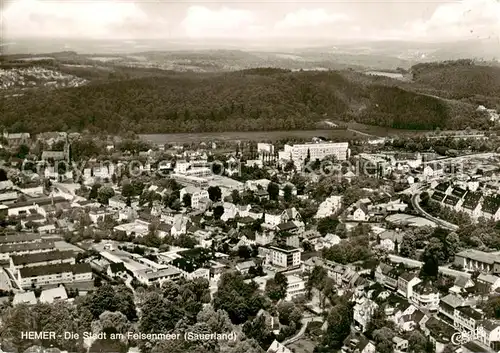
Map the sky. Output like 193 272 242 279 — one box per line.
0 0 499 42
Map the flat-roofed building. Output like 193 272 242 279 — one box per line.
18 263 92 289
279 142 349 167
136 266 182 286
268 245 301 269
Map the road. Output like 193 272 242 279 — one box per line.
411 190 459 231
283 316 324 346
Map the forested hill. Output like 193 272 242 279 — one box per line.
0 65 492 134
411 60 500 107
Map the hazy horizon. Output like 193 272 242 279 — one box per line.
1 0 499 44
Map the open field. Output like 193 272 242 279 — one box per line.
139 122 436 144
139 129 362 144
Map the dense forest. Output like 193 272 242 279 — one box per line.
411 60 500 108
0 62 496 134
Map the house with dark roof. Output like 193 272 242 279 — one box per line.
397 271 422 299
0 241 56 261
341 332 376 353
423 316 454 353
18 263 92 289
9 250 76 274
411 281 440 311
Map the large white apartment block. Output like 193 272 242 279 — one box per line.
268 246 301 269
279 142 349 166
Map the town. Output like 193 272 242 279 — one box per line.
1 128 500 353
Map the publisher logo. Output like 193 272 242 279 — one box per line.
451 330 481 345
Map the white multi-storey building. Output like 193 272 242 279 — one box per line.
268 246 301 269
279 142 349 167
285 275 306 301
180 186 210 209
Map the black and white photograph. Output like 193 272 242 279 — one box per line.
0 0 499 352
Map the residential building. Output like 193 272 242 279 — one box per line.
0 241 56 261
267 340 292 353
107 262 127 279
454 307 484 332
17 263 92 289
12 291 37 306
411 282 440 311
353 297 378 332
180 186 210 209
477 320 500 351
39 285 68 304
285 275 306 301
9 250 76 274
235 260 256 275
477 274 500 293
135 267 182 286
397 272 422 299
268 245 301 269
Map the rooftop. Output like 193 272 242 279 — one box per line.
19 263 91 278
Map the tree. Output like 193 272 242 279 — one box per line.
237 245 252 259
17 144 29 159
213 205 224 220
139 292 183 334
318 298 353 351
243 315 275 349
307 265 328 294
121 183 136 198
265 272 288 301
89 183 102 200
231 190 241 204
420 254 439 279
97 186 115 205
182 193 192 208
408 331 427 353
94 311 130 336
366 307 394 338
277 302 302 327
0 169 7 181
267 182 280 201
197 306 233 333
208 186 222 202
283 185 293 202
482 296 500 318
317 217 339 236
373 327 396 353
213 272 267 325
